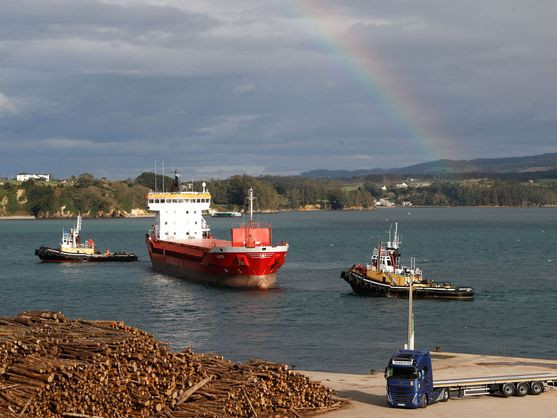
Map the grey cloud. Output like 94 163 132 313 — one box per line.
0 0 556 178
0 0 217 43
0 92 17 115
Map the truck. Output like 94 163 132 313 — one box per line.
385 350 557 408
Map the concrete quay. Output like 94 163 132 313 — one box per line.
304 352 557 417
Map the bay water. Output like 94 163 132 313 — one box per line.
1 208 556 372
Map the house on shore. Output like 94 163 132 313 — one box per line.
16 173 50 182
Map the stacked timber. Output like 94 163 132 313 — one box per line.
0 311 342 417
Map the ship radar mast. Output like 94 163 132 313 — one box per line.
170 169 181 192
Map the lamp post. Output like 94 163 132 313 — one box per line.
407 281 414 350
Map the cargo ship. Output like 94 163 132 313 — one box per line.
341 223 474 300
146 174 288 289
35 215 138 262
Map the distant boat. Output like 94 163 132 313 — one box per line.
212 211 242 218
341 223 474 300
35 215 138 263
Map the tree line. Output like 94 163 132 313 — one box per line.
136 173 557 210
0 174 148 217
1 172 556 218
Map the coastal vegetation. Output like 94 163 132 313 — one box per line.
1 171 557 218
0 174 149 218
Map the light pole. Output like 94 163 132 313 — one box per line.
407 281 414 350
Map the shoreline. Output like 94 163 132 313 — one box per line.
0 214 156 220
1 205 556 220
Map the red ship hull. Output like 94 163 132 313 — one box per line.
146 236 288 289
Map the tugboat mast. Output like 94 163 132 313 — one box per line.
74 214 82 247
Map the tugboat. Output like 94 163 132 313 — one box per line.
146 172 288 289
35 215 138 262
341 223 474 300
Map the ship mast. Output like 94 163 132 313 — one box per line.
73 215 82 247
388 222 401 250
247 188 254 225
170 169 181 192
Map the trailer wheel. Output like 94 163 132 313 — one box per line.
501 383 515 398
530 381 544 395
515 382 529 397
440 388 449 402
420 394 428 408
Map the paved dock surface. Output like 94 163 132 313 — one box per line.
303 352 557 417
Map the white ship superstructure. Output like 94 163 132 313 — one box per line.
147 182 211 241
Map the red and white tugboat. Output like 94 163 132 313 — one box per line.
35 215 138 262
146 173 288 289
341 223 474 300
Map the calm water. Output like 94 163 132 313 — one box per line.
1 208 556 372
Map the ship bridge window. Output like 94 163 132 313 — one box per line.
155 199 160 203
178 199 184 203
171 199 177 203
148 199 154 204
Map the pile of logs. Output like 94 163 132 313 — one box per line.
0 311 343 417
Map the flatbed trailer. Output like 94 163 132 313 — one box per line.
434 372 557 398
386 350 557 408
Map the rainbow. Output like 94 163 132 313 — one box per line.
275 0 456 165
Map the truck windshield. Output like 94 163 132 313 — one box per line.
388 367 418 379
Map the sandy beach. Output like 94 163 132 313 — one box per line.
304 352 557 417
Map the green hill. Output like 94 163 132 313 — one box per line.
0 174 149 218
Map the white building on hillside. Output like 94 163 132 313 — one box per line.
16 173 50 182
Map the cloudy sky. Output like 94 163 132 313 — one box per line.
0 0 555 179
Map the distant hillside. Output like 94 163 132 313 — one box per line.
302 152 557 178
0 175 149 218
2 170 557 216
